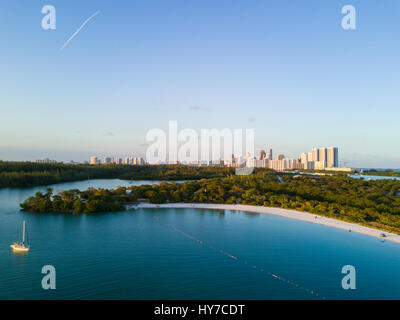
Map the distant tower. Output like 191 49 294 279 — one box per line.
327 147 339 168
259 150 266 160
300 153 308 164
268 148 273 160
319 148 327 167
312 148 319 162
89 156 98 165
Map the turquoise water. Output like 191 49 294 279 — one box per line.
1 179 400 300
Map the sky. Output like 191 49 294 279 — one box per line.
0 0 399 168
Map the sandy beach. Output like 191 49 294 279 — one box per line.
127 203 400 244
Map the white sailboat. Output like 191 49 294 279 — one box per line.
10 220 30 253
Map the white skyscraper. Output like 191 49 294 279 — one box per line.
312 148 319 162
327 147 339 168
318 148 327 167
89 156 98 165
301 152 308 164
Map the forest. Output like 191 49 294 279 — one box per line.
0 161 234 188
20 170 400 234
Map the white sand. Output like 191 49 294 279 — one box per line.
127 203 400 244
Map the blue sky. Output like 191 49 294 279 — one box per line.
0 0 399 167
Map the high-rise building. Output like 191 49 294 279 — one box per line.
89 156 98 165
254 159 265 168
318 148 327 167
304 161 315 170
327 147 339 168
36 158 57 164
300 153 308 164
252 146 339 172
315 161 326 170
268 148 273 160
294 158 303 169
269 158 291 171
312 148 319 162
104 157 112 164
136 157 144 165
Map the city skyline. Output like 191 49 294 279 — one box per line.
1 1 400 168
36 146 344 173
3 143 398 169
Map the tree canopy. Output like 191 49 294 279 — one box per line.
20 170 400 234
0 161 234 188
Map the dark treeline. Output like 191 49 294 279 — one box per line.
118 165 234 180
0 161 234 188
21 171 400 234
362 169 400 177
20 188 125 214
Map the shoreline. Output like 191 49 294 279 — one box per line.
127 203 400 244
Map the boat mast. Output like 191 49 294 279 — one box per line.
22 220 25 244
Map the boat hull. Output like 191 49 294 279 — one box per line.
10 244 29 253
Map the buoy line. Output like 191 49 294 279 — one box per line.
153 216 326 299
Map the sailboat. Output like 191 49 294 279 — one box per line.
10 220 30 253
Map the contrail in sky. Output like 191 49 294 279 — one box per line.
60 10 100 51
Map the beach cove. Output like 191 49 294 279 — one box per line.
129 203 400 244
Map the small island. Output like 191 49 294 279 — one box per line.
20 170 400 234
